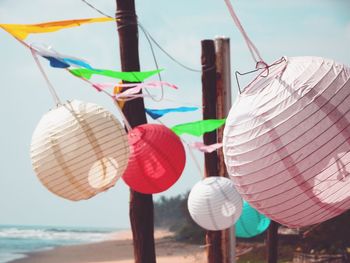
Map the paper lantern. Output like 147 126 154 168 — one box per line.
187 177 243 230
31 100 130 201
236 201 270 238
223 56 350 228
122 124 185 194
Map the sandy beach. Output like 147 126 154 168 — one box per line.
9 229 206 263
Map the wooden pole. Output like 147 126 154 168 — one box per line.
201 39 223 263
267 221 279 263
215 36 235 263
115 1 156 263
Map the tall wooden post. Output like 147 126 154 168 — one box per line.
116 1 156 263
267 221 279 263
201 39 223 263
215 37 235 263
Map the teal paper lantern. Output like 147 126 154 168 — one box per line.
236 201 270 238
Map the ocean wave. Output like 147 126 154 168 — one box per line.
0 227 114 243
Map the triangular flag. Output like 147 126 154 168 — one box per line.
171 119 226 136
0 17 113 40
69 68 162 82
145 107 198 119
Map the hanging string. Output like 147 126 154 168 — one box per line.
137 23 164 102
70 72 134 132
81 0 113 18
6 35 63 106
112 99 133 132
30 46 62 106
186 142 205 178
79 0 215 73
223 0 266 67
138 23 206 73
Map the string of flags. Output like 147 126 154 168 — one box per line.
1 17 225 152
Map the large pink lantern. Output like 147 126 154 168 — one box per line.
223 56 350 228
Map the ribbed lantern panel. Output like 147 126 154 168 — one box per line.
223 57 350 227
31 100 130 201
122 124 186 194
236 201 270 238
187 177 243 231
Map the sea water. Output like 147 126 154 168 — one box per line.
0 225 118 263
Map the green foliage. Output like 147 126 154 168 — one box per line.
154 192 205 244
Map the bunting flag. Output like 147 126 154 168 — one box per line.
171 119 226 136
69 68 162 82
33 45 93 69
41 55 93 69
113 82 126 109
0 17 114 40
93 81 177 93
190 142 223 153
145 107 198 119
42 56 70 68
63 58 93 69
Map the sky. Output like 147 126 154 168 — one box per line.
0 0 349 229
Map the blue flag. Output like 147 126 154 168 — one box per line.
145 107 198 119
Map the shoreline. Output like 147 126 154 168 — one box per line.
8 229 205 263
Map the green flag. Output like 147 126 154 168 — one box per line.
69 68 162 82
171 119 226 136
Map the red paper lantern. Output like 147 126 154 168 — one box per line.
122 124 186 194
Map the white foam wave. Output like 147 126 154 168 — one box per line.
0 228 112 243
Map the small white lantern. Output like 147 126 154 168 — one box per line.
223 56 350 227
30 100 130 201
188 177 243 231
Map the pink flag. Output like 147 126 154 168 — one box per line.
191 142 223 153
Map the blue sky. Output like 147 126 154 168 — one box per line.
0 0 349 229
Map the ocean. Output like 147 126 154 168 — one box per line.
0 224 118 263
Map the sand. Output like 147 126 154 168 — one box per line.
9 229 206 263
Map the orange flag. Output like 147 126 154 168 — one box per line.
0 17 114 40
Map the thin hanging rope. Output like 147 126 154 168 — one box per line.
137 23 164 102
79 0 215 73
30 48 62 106
223 0 265 66
185 142 204 178
138 23 206 73
71 73 133 132
81 0 113 18
112 100 133 132
7 36 62 106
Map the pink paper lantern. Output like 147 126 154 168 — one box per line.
223 56 350 228
122 124 186 194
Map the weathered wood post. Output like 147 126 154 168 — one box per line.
116 1 157 262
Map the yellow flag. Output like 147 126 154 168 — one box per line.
0 17 114 40
113 82 126 109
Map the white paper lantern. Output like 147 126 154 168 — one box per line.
188 177 243 230
223 56 350 228
30 100 130 201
